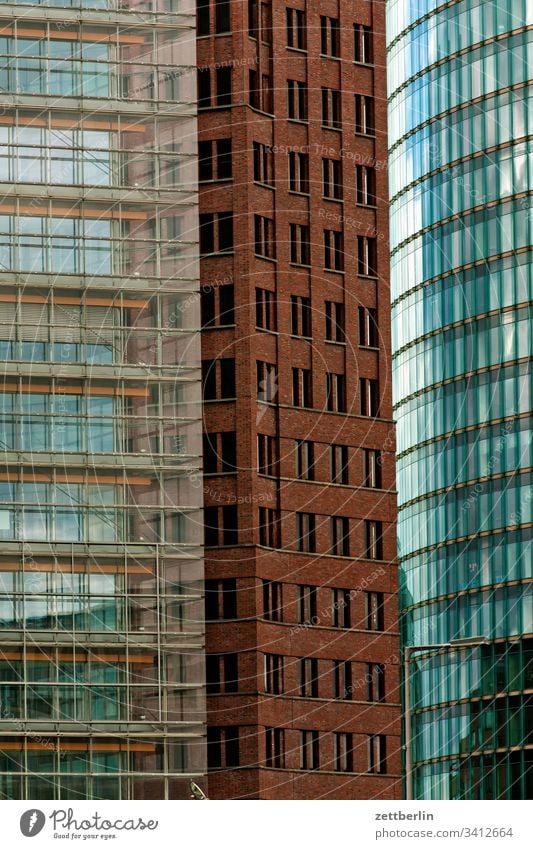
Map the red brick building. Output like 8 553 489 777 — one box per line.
197 0 400 799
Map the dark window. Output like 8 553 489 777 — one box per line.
360 377 379 417
367 663 385 702
265 727 285 768
254 215 276 258
204 505 238 546
295 439 314 481
206 653 238 693
330 516 350 557
324 229 344 271
197 0 210 35
326 372 346 413
197 67 211 108
257 360 278 402
292 367 312 408
219 284 235 324
291 295 311 336
288 151 309 193
357 236 378 276
207 727 240 769
355 94 375 135
363 449 382 488
367 734 386 773
287 79 307 120
325 301 345 341
202 358 217 400
354 23 373 64
359 306 378 346
365 521 384 560
201 285 215 327
259 507 280 548
320 15 340 57
249 69 259 108
215 0 230 33
202 283 234 327
289 224 311 265
299 657 319 698
258 433 276 475
253 141 274 185
216 67 232 106
263 580 283 622
330 444 349 485
334 733 354 772
300 730 319 770
248 0 258 37
332 588 351 628
200 212 233 254
322 158 342 199
298 584 318 625
286 7 306 50
205 578 238 620
321 87 341 129
199 212 214 253
264 653 284 694
256 287 276 331
220 358 236 397
296 512 316 553
333 660 352 700
356 165 376 205
365 591 384 631
204 432 237 473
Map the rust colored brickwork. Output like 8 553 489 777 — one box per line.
198 0 400 799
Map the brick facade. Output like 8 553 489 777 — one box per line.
198 0 400 799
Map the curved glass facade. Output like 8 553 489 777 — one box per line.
0 0 205 799
388 1 533 798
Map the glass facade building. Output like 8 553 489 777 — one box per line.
388 1 533 798
0 0 205 798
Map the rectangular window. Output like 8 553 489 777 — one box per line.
363 449 382 488
298 584 318 625
330 444 349 484
287 79 307 120
206 652 238 693
257 360 278 402
205 577 238 620
219 284 235 325
321 87 341 129
259 507 280 548
357 236 378 276
355 94 375 135
207 727 240 768
324 229 344 271
299 658 319 698
197 67 211 108
325 301 345 342
202 358 236 400
359 306 378 347
253 141 274 185
365 520 383 560
333 660 352 700
330 516 350 557
292 367 312 408
256 287 276 331
215 0 230 33
322 158 342 199
202 284 235 327
200 212 233 254
203 432 237 474
367 734 386 774
254 215 276 259
360 377 379 417
204 505 238 546
258 433 276 475
332 588 351 628
197 0 210 35
354 23 373 64
334 732 354 772
220 358 236 397
356 165 376 205
263 580 283 622
286 7 306 50
365 591 384 631
295 439 314 481
289 224 311 265
291 295 311 336
248 0 258 37
249 69 259 108
216 67 232 106
264 653 284 694
265 727 285 768
296 512 316 553
320 16 340 57
326 372 346 413
366 662 385 702
288 151 309 193
300 730 319 770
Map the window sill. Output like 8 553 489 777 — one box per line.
323 266 345 275
288 189 310 198
359 344 379 351
200 250 235 258
254 252 277 263
289 262 312 270
290 333 312 341
325 338 346 346
321 124 342 133
254 180 275 191
197 31 233 39
198 104 233 112
287 46 308 55
203 397 237 403
199 177 233 185
287 117 309 126
355 202 378 209
255 326 278 335
202 323 236 331
354 131 376 139
319 53 341 62
322 195 344 203
353 60 375 68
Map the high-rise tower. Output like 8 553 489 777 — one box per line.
388 0 533 799
198 0 400 799
0 0 205 799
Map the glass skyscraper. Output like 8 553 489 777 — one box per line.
0 0 205 798
388 1 533 798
